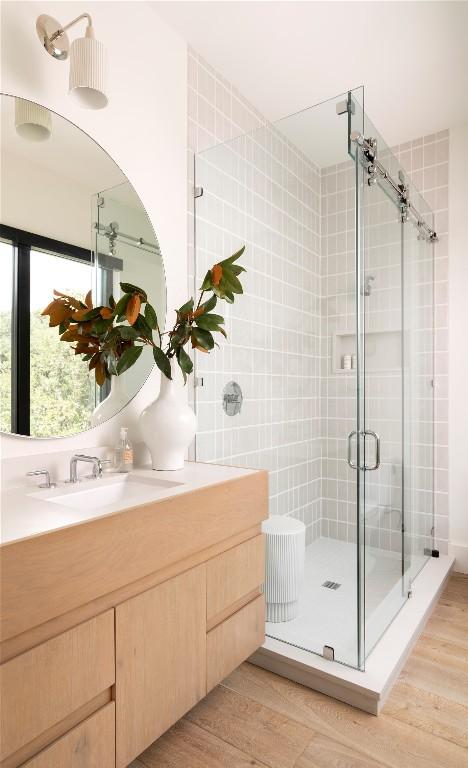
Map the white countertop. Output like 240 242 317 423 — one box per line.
1 462 259 546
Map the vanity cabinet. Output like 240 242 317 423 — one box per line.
115 565 207 768
0 467 268 767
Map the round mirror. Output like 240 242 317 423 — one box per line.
0 94 166 438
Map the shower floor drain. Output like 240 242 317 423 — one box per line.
322 580 341 590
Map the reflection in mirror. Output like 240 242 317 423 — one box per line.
0 95 165 438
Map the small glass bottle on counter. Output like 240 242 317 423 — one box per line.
114 427 134 473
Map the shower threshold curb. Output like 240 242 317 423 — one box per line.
249 553 454 715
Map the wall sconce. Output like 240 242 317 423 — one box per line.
36 13 108 109
15 98 52 141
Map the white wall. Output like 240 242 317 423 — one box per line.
0 1 187 462
448 123 468 572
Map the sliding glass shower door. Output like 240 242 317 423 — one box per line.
352 105 436 663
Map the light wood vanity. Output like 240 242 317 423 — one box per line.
0 465 268 768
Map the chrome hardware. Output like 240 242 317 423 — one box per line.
347 430 359 469
194 376 204 388
347 430 380 470
367 163 378 186
194 186 204 198
336 97 355 116
351 132 437 241
26 469 56 489
323 645 335 661
322 581 341 590
364 430 380 471
67 454 104 484
363 275 375 296
222 381 243 416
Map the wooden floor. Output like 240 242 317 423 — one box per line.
132 573 468 768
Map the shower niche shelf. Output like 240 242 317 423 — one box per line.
332 330 401 374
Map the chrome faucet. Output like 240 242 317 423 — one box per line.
67 454 104 484
26 469 56 488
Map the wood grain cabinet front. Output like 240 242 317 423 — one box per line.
0 610 115 764
20 703 115 768
206 534 265 629
115 564 207 768
207 594 265 692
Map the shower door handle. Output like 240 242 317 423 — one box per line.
347 431 359 469
363 430 380 470
347 430 380 470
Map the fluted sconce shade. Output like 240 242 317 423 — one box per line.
15 98 52 141
69 33 108 109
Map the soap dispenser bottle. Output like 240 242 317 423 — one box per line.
114 427 133 473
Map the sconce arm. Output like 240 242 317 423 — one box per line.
50 13 93 42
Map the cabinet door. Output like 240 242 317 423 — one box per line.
115 565 206 768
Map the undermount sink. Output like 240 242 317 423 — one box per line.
28 473 183 513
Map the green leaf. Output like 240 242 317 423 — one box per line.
201 294 217 313
117 345 143 375
92 318 113 335
170 322 190 347
195 313 225 331
119 282 147 301
221 271 243 294
114 293 131 318
178 298 194 315
105 351 118 376
134 314 153 340
192 327 214 350
200 270 213 291
108 294 115 309
77 307 102 321
176 347 193 383
230 264 246 275
153 346 172 379
58 320 69 334
116 325 139 340
219 245 245 266
214 285 234 303
145 303 158 330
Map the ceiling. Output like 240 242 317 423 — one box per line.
153 1 468 148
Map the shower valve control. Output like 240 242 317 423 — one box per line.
222 381 243 417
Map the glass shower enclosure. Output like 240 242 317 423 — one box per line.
193 87 436 669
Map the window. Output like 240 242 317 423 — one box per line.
0 225 97 436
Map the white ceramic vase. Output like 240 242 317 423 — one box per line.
91 373 128 427
139 360 196 471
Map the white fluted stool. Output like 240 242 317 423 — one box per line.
262 515 305 622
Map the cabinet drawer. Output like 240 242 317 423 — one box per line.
21 703 115 768
206 535 264 626
207 594 265 691
0 610 114 761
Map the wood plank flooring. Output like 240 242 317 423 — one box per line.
135 572 468 768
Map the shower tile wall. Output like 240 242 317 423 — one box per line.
187 48 323 541
187 49 449 555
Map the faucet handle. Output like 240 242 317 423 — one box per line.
26 469 56 489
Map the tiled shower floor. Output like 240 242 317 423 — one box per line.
265 537 426 667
